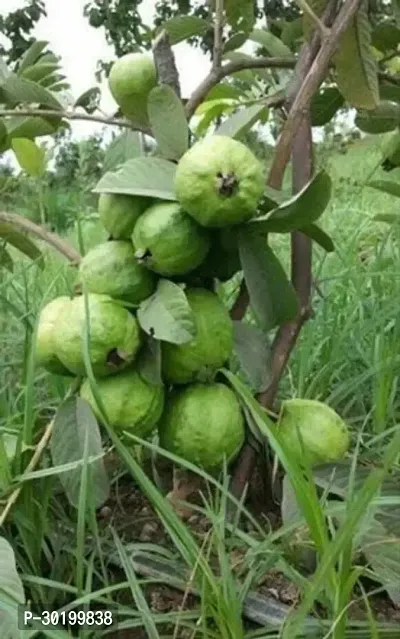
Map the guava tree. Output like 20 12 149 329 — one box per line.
1 0 400 521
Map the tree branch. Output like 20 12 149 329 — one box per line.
213 0 225 71
0 212 81 264
153 30 181 97
0 109 149 133
268 0 362 190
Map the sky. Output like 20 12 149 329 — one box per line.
1 0 211 137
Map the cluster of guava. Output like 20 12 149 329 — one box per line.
35 53 349 473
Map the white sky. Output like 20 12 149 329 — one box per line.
1 0 211 137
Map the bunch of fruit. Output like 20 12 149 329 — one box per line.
36 53 349 472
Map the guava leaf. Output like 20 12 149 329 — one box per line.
0 537 25 639
204 84 243 101
103 131 143 173
163 16 210 45
301 224 335 252
50 397 110 509
232 321 272 393
20 63 60 84
373 213 400 224
215 103 268 139
137 279 196 345
74 87 101 114
195 99 236 135
223 51 271 82
223 32 248 53
361 518 400 606
5 115 58 140
380 83 400 103
0 222 43 266
136 336 163 386
371 22 400 52
355 101 400 134
249 29 292 57
310 88 344 127
94 157 177 201
11 138 46 177
2 73 63 110
0 246 13 272
225 0 256 35
147 84 189 160
0 120 6 150
334 2 379 110
16 40 48 73
368 180 400 198
239 231 298 331
249 170 332 233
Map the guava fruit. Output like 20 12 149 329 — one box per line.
78 240 157 305
195 228 241 281
159 382 245 472
55 294 141 377
108 52 157 125
162 288 234 384
98 193 150 239
36 296 72 375
174 136 265 228
132 202 211 276
278 398 350 466
80 370 165 437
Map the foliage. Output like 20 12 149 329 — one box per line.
0 1 46 63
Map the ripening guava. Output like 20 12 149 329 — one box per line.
278 398 350 466
55 294 141 377
132 202 211 276
195 228 241 281
36 296 73 375
174 136 265 228
162 288 234 384
108 52 157 125
98 193 150 239
159 383 245 472
80 370 165 437
78 241 157 305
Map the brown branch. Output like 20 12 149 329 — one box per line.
268 0 362 189
0 212 81 263
0 108 147 133
213 0 225 71
153 30 181 98
230 278 249 321
184 56 297 119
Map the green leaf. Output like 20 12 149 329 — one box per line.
373 213 400 224
0 57 10 83
368 180 400 198
215 103 268 139
204 83 243 101
380 82 400 103
195 99 236 135
355 101 400 133
74 87 101 114
94 156 177 201
136 336 163 386
2 73 63 110
249 29 293 57
103 130 143 173
250 170 332 233
360 518 400 605
302 0 329 40
147 84 189 160
371 22 400 52
223 51 270 82
17 40 48 73
0 119 6 149
239 232 298 331
0 537 25 639
163 16 210 45
137 279 196 345
0 246 13 272
50 397 110 509
310 87 344 127
301 224 335 252
0 222 43 265
225 0 256 35
12 138 46 177
223 32 248 53
5 115 58 140
20 63 60 84
232 321 272 393
334 1 379 110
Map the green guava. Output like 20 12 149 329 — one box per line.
195 228 241 281
278 398 350 466
162 288 234 384
108 52 157 125
98 193 150 239
132 202 211 276
55 294 141 377
174 136 265 228
36 296 73 375
80 370 165 437
159 383 245 472
78 240 157 305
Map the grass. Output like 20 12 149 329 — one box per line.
1 137 400 637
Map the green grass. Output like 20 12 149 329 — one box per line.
1 137 400 637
